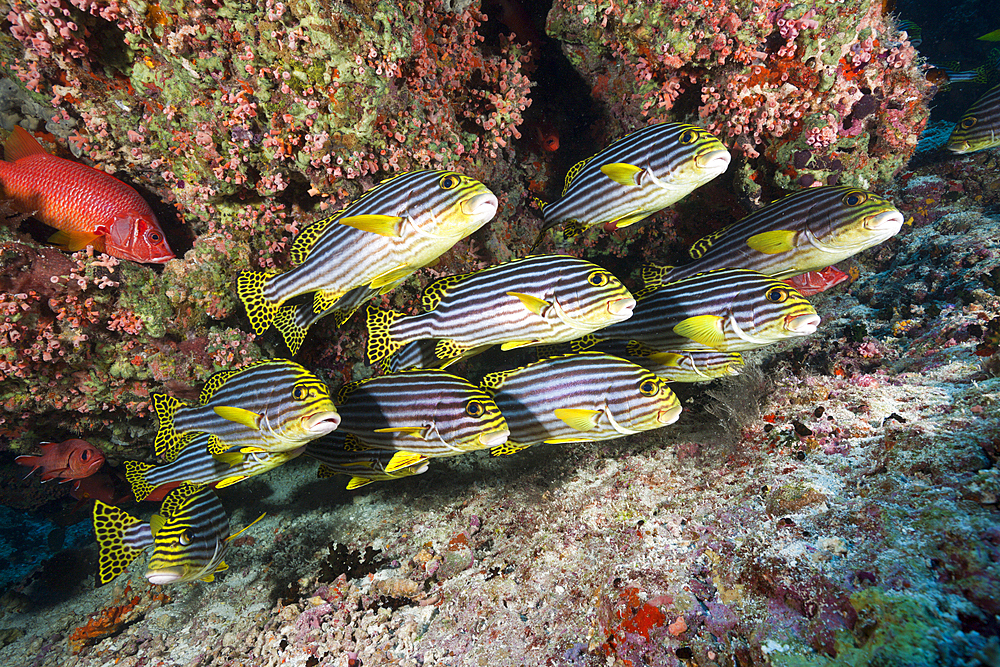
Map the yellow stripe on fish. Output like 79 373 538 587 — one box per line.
93 483 231 586
640 186 904 287
948 83 1000 153
480 352 682 457
237 170 498 353
152 360 340 460
364 254 635 366
534 123 730 244
332 369 509 458
567 268 819 354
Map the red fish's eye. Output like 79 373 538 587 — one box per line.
80 450 90 461
148 232 162 242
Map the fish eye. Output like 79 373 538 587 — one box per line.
766 287 790 303
439 174 461 189
291 385 308 401
179 531 191 546
842 191 867 206
465 400 485 418
678 128 699 145
639 379 659 396
587 271 610 287
148 231 162 242
80 450 90 460
960 116 977 129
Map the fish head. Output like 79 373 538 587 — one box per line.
553 265 635 330
441 390 509 452
105 212 175 264
807 189 904 258
146 532 228 585
66 438 105 478
146 486 229 585
670 125 731 183
947 107 999 154
419 172 498 239
735 276 820 346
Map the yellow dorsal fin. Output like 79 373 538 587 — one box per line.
746 230 797 254
212 406 262 430
337 214 404 237
553 408 601 432
421 272 472 311
600 163 644 186
673 315 726 348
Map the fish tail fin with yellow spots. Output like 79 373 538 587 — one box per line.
93 500 148 586
364 304 405 365
236 270 280 335
273 305 309 356
124 460 156 502
637 263 674 297
152 393 189 460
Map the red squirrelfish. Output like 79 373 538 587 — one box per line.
16 438 105 490
784 266 851 296
0 126 174 263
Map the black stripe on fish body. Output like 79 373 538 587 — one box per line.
481 352 680 451
949 83 1000 153
382 255 633 352
598 268 818 352
332 370 508 457
653 186 903 284
541 123 729 233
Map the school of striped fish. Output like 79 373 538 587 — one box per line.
18 120 906 586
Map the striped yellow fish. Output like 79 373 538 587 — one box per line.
569 268 820 354
481 352 682 457
333 369 509 457
306 431 430 489
93 483 232 585
152 360 340 460
948 84 1000 153
238 170 498 353
641 186 904 286
534 123 730 244
125 433 304 502
572 340 746 383
365 255 635 366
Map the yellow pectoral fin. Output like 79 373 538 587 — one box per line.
600 163 644 186
384 451 425 473
213 452 244 466
544 436 596 444
369 264 414 290
647 351 684 367
673 315 726 348
215 561 229 574
149 514 166 537
746 230 798 254
49 230 104 252
553 408 602 432
346 477 374 490
374 426 428 438
213 474 248 489
213 406 262 430
507 291 550 316
500 340 535 351
337 214 404 237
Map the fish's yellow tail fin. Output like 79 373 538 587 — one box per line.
273 305 309 356
236 270 279 335
152 393 188 460
124 461 156 502
364 304 404 365
93 500 146 585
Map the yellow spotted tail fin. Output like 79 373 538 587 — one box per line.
152 393 188 460
273 305 309 355
124 460 156 502
236 270 280 335
93 500 146 586
364 304 405 365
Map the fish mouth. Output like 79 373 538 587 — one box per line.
695 148 732 174
478 428 510 447
301 410 341 436
785 313 821 334
947 140 970 154
608 296 636 317
657 404 683 425
462 192 499 218
146 568 187 585
864 209 905 234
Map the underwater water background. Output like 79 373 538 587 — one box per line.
1 0 1000 665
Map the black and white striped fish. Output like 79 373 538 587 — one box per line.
365 255 635 366
481 352 682 457
574 340 746 383
570 268 820 354
238 170 498 353
305 431 430 489
948 83 1000 153
640 186 904 286
534 123 730 243
124 433 305 502
93 483 232 585
152 360 340 460
333 369 509 457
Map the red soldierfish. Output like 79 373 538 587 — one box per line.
16 438 105 490
784 266 851 296
0 126 174 264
